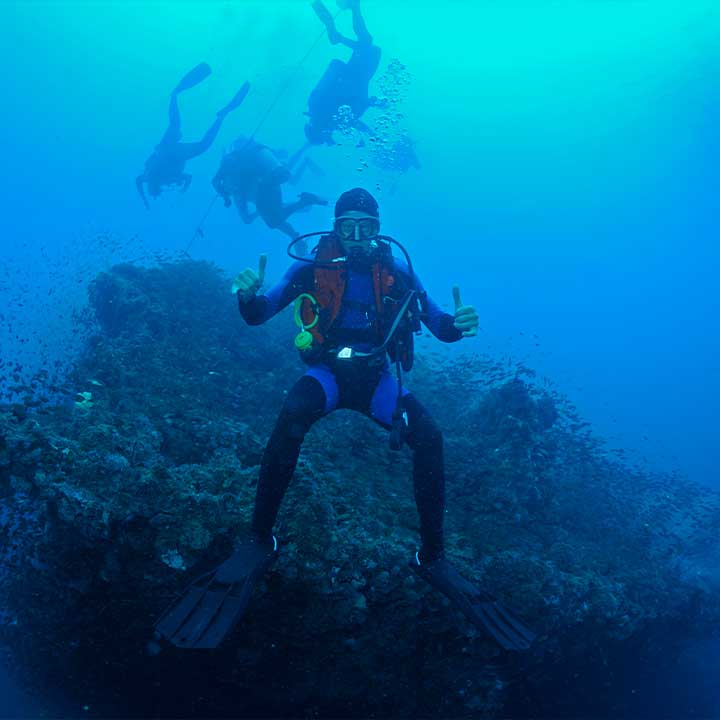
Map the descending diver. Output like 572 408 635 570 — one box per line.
304 0 382 145
154 188 535 652
212 136 327 250
136 63 250 209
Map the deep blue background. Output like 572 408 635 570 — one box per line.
2 1 716 487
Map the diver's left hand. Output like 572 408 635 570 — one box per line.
452 286 479 338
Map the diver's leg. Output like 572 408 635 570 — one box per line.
322 0 372 49
404 395 445 562
177 81 248 161
335 34 360 50
350 1 372 46
257 180 325 229
217 80 250 116
367 374 445 562
342 4 380 101
263 220 299 241
167 92 181 132
159 92 182 145
251 372 336 538
312 0 343 45
179 115 225 160
256 181 290 228
284 194 325 218
346 41 381 87
368 368 409 427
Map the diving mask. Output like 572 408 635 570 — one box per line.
334 213 380 241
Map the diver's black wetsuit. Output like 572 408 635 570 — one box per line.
238 249 461 561
212 138 326 240
136 64 249 208
141 96 235 196
306 1 381 144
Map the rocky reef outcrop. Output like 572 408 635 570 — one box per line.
1 260 718 718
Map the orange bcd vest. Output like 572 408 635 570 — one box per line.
299 234 399 348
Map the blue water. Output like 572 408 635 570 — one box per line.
2 1 716 488
1 1 719 715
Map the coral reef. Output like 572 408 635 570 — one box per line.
1 260 719 718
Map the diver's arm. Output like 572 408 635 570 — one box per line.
135 174 150 210
238 261 313 326
419 290 463 342
450 286 479 338
405 268 462 342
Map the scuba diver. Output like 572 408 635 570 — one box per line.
212 136 327 250
304 0 382 145
136 63 250 209
154 188 535 652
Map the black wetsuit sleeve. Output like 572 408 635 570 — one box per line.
419 290 462 343
396 261 462 343
238 261 313 325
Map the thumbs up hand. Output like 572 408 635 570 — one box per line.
452 285 479 338
232 254 267 301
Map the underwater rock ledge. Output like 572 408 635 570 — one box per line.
1 259 719 718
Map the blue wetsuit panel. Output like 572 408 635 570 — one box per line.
238 255 461 343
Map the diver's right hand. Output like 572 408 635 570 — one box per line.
232 254 267 301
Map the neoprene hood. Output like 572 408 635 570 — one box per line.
334 188 379 218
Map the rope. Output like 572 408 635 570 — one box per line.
183 9 337 257
181 193 219 257
248 20 332 141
